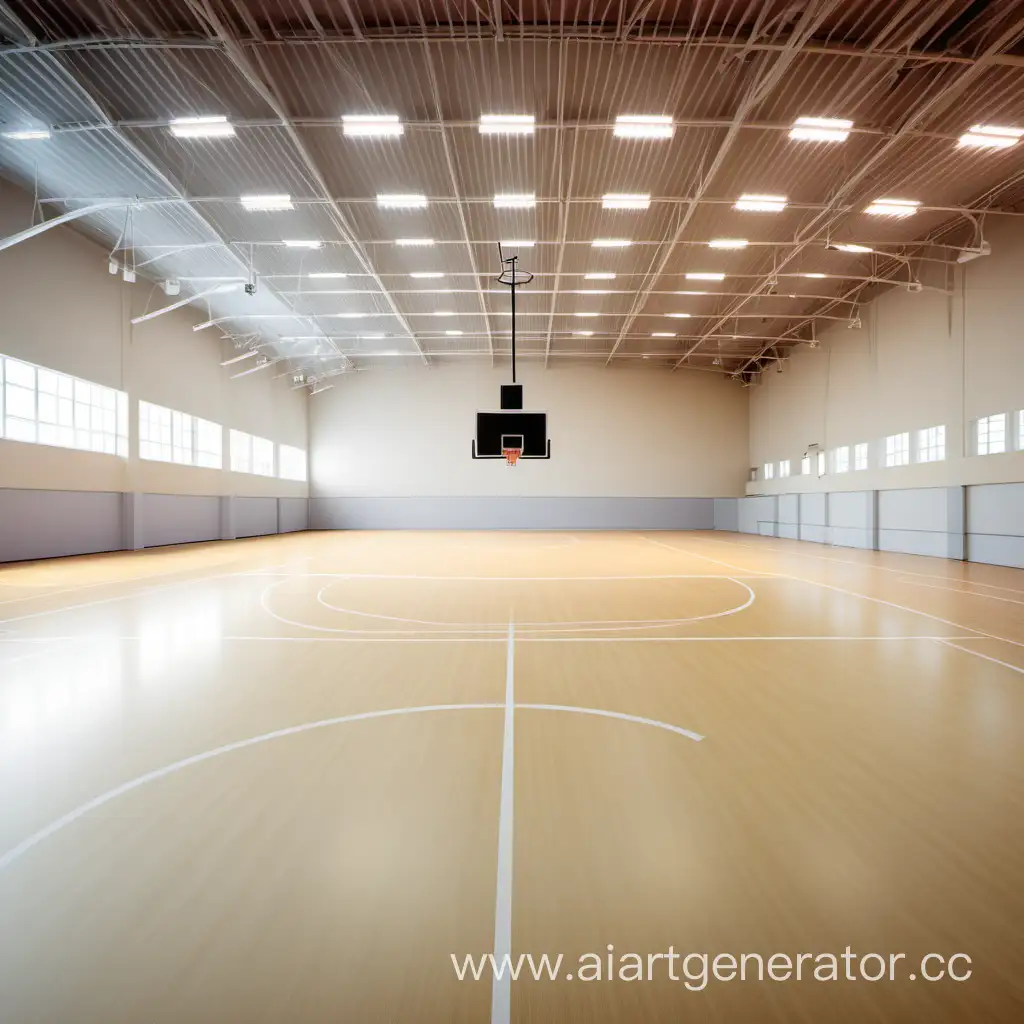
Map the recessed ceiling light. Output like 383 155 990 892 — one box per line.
2 128 51 141
592 238 631 248
410 271 444 278
708 238 749 249
573 312 599 318
493 193 536 208
803 272 827 278
685 272 725 281
500 239 535 247
241 193 293 211
479 114 535 135
585 272 616 280
789 116 853 142
734 193 787 212
666 312 692 318
865 197 920 217
958 124 1023 149
377 193 428 208
342 114 403 137
169 115 234 139
602 193 651 210
283 239 322 249
308 272 347 279
396 238 434 246
574 330 595 336
652 332 676 337
613 115 674 139
445 330 464 336
831 242 873 253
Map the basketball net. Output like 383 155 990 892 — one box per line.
502 447 522 466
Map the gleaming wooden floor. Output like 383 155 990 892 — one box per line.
1 530 1022 1023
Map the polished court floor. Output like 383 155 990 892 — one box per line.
1 530 1022 1023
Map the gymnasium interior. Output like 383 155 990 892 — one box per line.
1 2 1023 1022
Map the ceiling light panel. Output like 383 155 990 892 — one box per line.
308 272 347 279
602 193 651 210
2 128 50 140
283 239 322 249
789 116 853 142
410 272 444 278
708 238 749 249
651 332 676 337
592 238 631 248
342 114 404 137
865 198 919 217
685 272 725 281
613 115 674 139
493 193 536 209
479 114 535 135
666 312 692 318
584 272 616 280
396 238 434 246
832 243 873 253
734 194 787 212
377 193 428 208
958 124 1023 149
169 115 235 138
500 239 535 247
241 194 293 211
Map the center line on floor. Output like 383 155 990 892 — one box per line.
492 620 516 1024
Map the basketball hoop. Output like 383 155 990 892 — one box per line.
502 447 522 466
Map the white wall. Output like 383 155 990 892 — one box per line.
311 362 748 499
0 178 308 499
748 216 1024 495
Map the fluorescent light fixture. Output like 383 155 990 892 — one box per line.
395 237 434 246
479 114 535 135
789 116 853 142
803 272 827 278
241 193 293 211
735 193 787 212
592 238 631 248
602 193 651 210
169 115 234 139
958 124 1023 149
652 332 676 337
584 272 616 280
613 115 674 139
865 198 919 217
445 330 464 336
2 128 50 141
573 312 599 318
576 289 611 295
362 333 386 339
686 272 725 281
410 271 444 278
377 193 428 209
500 239 535 247
331 312 365 319
493 193 536 209
342 114 403 137
708 238 749 249
231 358 275 379
666 312 691 318
283 239 322 249
308 272 347 279
831 242 873 253
434 310 454 316
221 349 260 366
574 331 595 337
676 289 708 295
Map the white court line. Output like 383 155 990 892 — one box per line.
0 698 704 876
492 623 516 1024
894 578 1024 606
936 639 1024 676
0 562 294 627
249 572 760 580
312 577 756 634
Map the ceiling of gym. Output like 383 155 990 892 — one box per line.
1 0 1024 387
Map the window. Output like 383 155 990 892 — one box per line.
977 413 1006 455
279 444 307 482
917 425 945 463
778 459 791 478
817 452 826 475
833 446 850 473
140 402 223 469
854 442 869 471
764 462 775 480
884 432 910 467
800 455 811 475
230 429 275 476
1 353 127 455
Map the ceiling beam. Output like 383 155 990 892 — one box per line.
181 0 428 365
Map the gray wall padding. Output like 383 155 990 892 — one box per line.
143 493 220 548
0 488 122 562
234 496 279 538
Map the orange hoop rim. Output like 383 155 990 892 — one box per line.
502 447 522 466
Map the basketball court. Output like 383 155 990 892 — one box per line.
2 530 1023 1021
